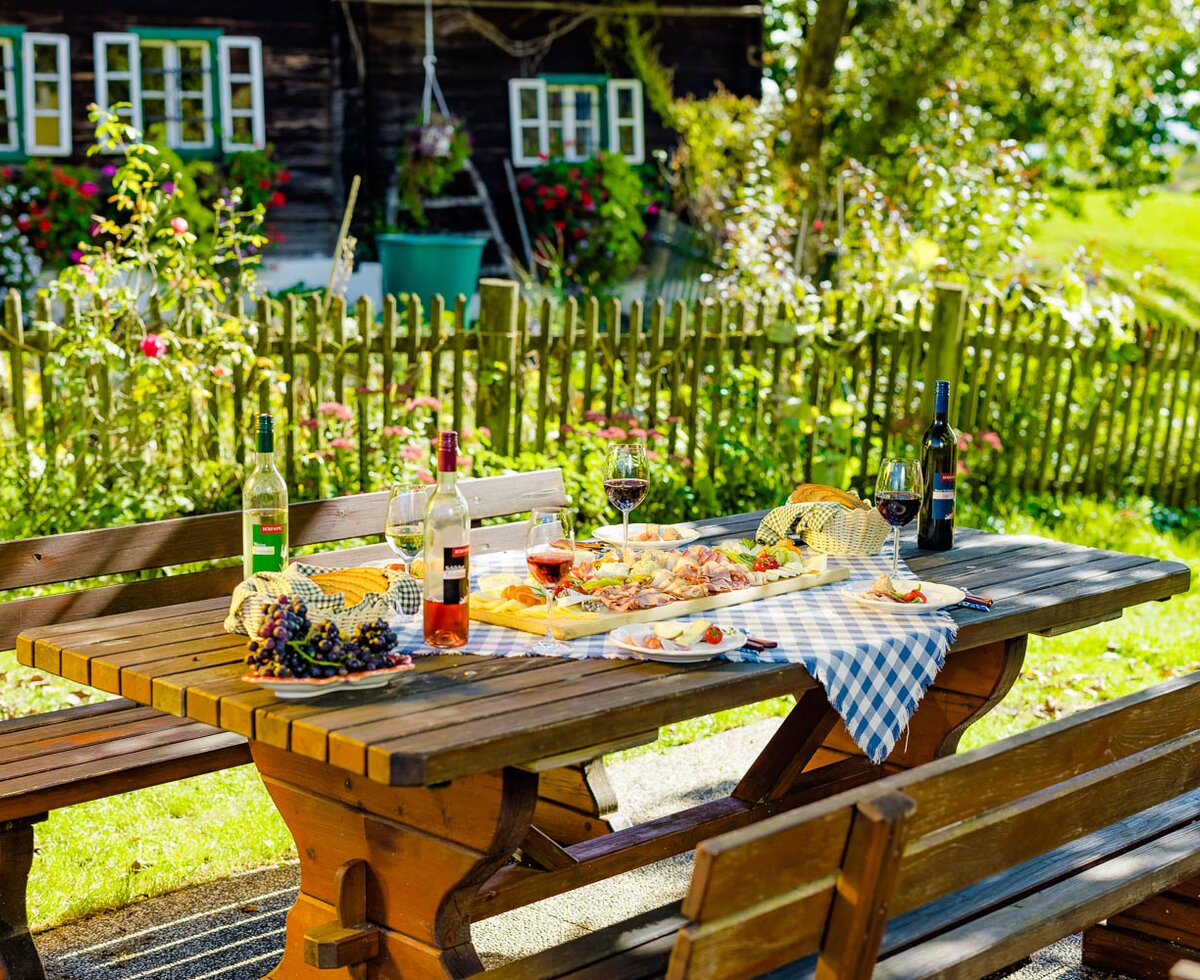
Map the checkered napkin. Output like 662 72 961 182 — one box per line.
755 502 847 543
435 552 957 765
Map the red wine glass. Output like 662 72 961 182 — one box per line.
525 507 575 655
875 458 923 576
603 443 649 553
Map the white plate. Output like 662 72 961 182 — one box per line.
242 663 415 700
844 579 964 613
592 524 701 550
609 623 748 662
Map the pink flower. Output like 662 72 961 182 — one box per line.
163 181 175 195
101 164 117 177
416 469 435 484
80 264 98 285
139 333 166 358
299 418 319 430
69 248 83 263
381 425 404 437
629 427 649 438
80 181 99 197
956 432 974 450
400 445 424 461
648 429 665 440
330 437 353 450
957 460 970 475
405 395 443 411
666 415 682 425
317 401 353 421
596 426 627 440
583 410 607 423
979 431 1003 451
477 426 491 439
812 219 824 231
212 365 230 378
646 450 661 461
559 424 575 435
170 216 188 235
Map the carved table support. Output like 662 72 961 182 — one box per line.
252 742 538 979
0 816 45 980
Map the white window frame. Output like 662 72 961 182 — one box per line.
93 32 142 135
137 37 214 151
217 35 265 151
607 78 644 165
22 32 71 156
547 84 601 163
0 37 17 153
509 78 548 168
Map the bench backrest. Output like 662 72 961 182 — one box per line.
667 788 915 979
670 670 1200 978
1 469 567 649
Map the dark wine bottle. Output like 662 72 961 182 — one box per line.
917 380 958 551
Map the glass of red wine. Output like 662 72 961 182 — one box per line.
603 443 649 552
525 506 576 655
876 457 924 576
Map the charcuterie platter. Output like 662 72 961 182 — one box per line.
469 539 849 640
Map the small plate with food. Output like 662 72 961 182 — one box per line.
609 619 748 662
592 523 702 550
243 663 414 700
846 574 964 613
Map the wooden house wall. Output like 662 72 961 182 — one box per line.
5 0 342 255
350 1 763 262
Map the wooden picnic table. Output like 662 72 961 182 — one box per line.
17 512 1190 979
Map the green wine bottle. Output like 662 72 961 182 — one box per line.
242 414 289 578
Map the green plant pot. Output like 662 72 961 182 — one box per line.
376 233 488 306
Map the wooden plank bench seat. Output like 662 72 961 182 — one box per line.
1 468 614 980
483 669 1200 979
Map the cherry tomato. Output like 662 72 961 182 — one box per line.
903 589 927 604
703 626 724 644
644 636 664 650
753 555 780 572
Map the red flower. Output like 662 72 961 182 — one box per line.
0 167 10 178
16 216 29 229
812 219 824 231
543 198 556 210
573 227 586 240
568 168 581 180
536 185 549 197
554 185 567 199
140 333 167 359
61 174 77 189
270 191 286 207
37 219 51 233
279 170 291 183
517 175 534 190
48 190 57 201
554 220 566 232
34 237 47 249
581 192 594 208
259 178 271 190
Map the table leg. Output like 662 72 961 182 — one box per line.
251 742 538 979
532 760 627 845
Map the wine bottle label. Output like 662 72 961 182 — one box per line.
442 545 469 604
931 473 956 520
251 520 286 573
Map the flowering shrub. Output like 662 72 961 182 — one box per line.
395 117 471 227
2 161 105 268
0 183 42 293
518 152 659 292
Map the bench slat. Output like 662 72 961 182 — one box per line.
0 731 249 823
0 705 165 756
0 697 134 738
875 821 1200 980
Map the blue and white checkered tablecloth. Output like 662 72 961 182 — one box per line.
408 551 956 765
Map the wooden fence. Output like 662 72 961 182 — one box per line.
3 278 1198 510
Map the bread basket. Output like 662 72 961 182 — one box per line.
758 484 891 558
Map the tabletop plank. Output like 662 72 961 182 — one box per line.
22 517 1190 787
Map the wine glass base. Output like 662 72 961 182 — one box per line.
528 637 573 656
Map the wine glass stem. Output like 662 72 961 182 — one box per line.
545 590 554 640
622 511 630 551
892 527 900 576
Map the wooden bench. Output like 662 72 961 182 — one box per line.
487 669 1200 979
1 468 607 979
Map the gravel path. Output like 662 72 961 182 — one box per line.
35 719 1129 979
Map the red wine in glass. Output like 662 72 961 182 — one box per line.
527 549 574 587
876 491 921 528
604 478 649 513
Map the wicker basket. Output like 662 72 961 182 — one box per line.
800 502 891 558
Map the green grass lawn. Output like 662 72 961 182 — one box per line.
4 496 1197 930
1029 188 1200 315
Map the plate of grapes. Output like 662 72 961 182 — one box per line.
242 595 415 699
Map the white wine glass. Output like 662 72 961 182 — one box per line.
385 482 428 574
525 507 575 655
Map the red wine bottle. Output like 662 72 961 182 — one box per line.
917 380 957 551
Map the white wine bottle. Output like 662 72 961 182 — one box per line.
423 431 470 647
243 413 289 578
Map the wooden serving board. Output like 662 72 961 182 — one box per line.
469 566 850 640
